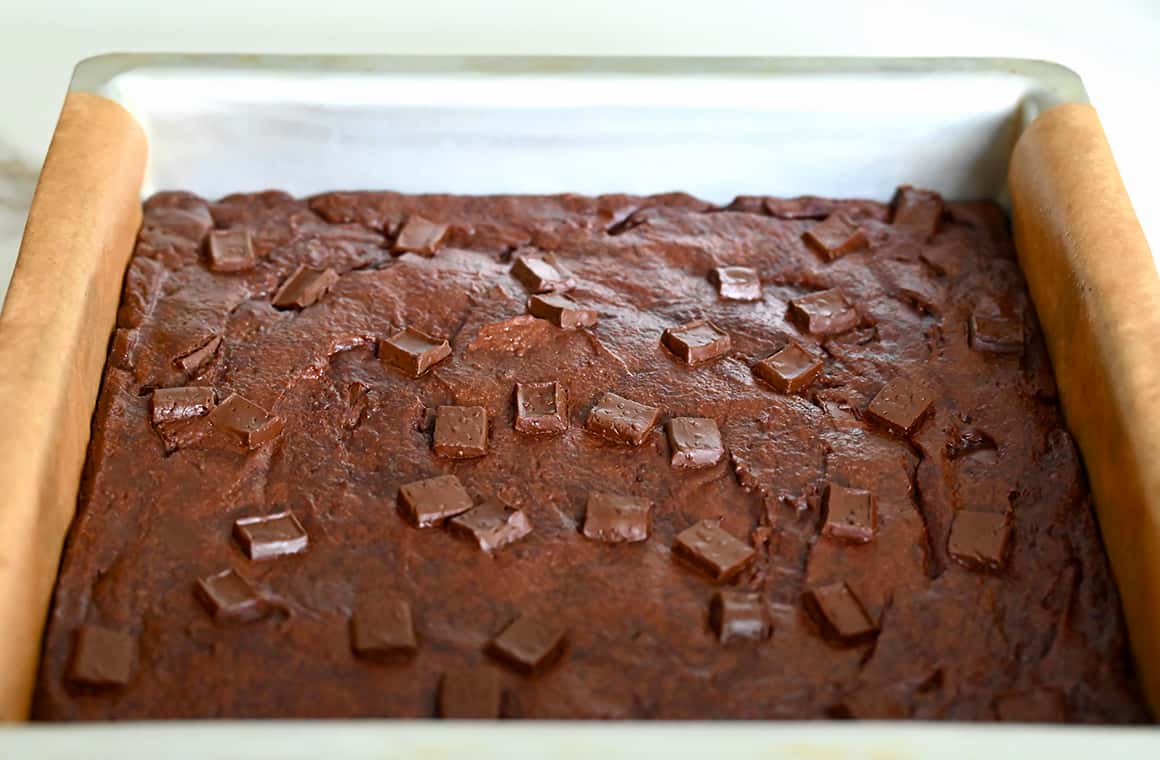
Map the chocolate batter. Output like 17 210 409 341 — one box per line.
33 187 1149 721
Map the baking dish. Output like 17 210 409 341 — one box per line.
0 55 1157 755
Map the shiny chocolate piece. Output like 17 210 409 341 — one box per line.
486 614 567 675
948 510 1012 571
710 590 771 644
68 624 135 688
708 266 762 301
433 405 488 459
788 289 859 336
511 251 575 293
195 569 265 623
174 334 222 375
865 377 934 437
448 499 533 552
527 293 598 329
803 213 869 260
272 265 340 309
206 228 256 272
753 344 823 393
673 520 756 582
514 381 568 435
582 492 651 543
392 214 448 255
995 689 1068 722
209 393 285 449
665 417 724 469
891 186 944 241
350 600 418 662
151 386 215 425
584 391 661 446
398 474 474 528
438 667 502 719
970 314 1024 354
379 327 452 377
233 510 308 561
803 581 878 645
822 483 876 544
661 319 731 364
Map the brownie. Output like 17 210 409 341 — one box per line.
33 188 1148 721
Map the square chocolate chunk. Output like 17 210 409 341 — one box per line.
865 377 934 437
666 417 724 469
151 386 215 425
439 667 502 719
514 381 568 435
272 265 340 309
803 581 879 645
788 289 859 336
350 600 418 662
673 520 756 582
948 510 1012 571
68 624 135 688
433 405 489 459
486 614 567 675
582 492 651 543
711 591 771 644
822 484 876 544
209 393 285 449
709 266 762 301
174 334 222 375
511 251 575 293
398 474 474 528
380 327 452 377
207 228 256 272
449 499 533 552
970 314 1024 354
661 319 731 364
392 214 448 255
891 186 944 241
753 344 823 393
803 213 869 261
527 293 598 329
195 569 266 623
233 510 309 561
585 391 661 446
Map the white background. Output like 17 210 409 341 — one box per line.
0 0 1156 288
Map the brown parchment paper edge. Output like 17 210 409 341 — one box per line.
0 92 146 720
1010 102 1160 716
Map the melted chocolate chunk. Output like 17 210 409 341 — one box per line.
68 625 135 688
891 186 944 241
195 569 266 623
803 213 869 260
710 591 771 644
582 492 651 543
822 483 876 544
803 581 878 645
206 228 256 272
661 320 731 364
752 344 823 393
449 499 533 552
174 335 221 376
398 474 474 528
788 289 859 336
709 266 762 301
514 381 568 435
439 667 502 719
665 417 724 469
511 251 575 293
948 510 1012 571
865 377 934 437
272 265 340 309
433 405 489 459
995 689 1068 722
379 327 452 378
672 520 756 582
233 510 308 561
392 214 448 255
151 386 215 425
527 293 598 329
584 391 661 446
350 600 418 662
970 314 1024 354
486 614 567 675
209 394 285 449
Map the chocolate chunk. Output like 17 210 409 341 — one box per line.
272 265 339 309
195 569 266 623
174 334 222 375
486 614 567 674
433 405 488 459
527 293 598 329
449 499 533 552
392 214 448 255
666 417 724 469
803 581 879 645
995 689 1067 722
752 344 823 393
970 313 1024 354
514 381 568 435
948 510 1012 571
584 391 661 446
233 510 308 561
788 289 859 336
154 417 213 452
880 260 943 315
68 624 135 687
803 213 869 260
398 474 474 528
379 327 452 377
709 266 762 301
822 483 876 544
891 186 944 241
151 386 215 425
710 591 771 644
511 251 575 293
865 377 934 437
582 492 651 543
209 393 285 449
661 319 731 364
350 600 418 662
206 228 256 272
439 667 502 718
673 520 756 582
